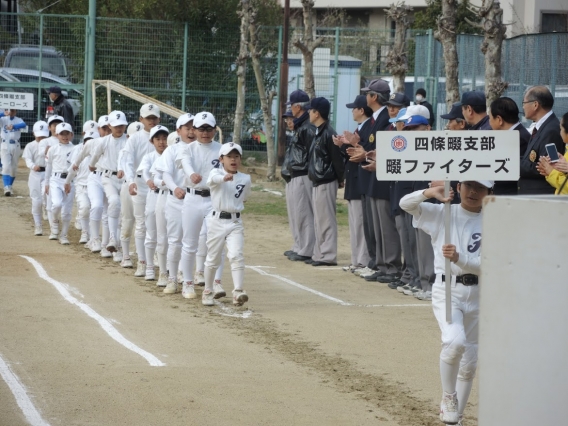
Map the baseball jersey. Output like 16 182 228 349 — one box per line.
207 168 252 213
400 190 482 276
176 141 222 190
22 140 46 169
156 142 189 191
122 130 154 185
45 142 74 186
137 151 161 187
89 134 127 172
40 136 59 154
66 142 90 186
73 137 102 170
0 115 25 142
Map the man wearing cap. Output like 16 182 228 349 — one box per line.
306 97 344 266
441 102 468 131
284 89 317 262
89 111 129 253
488 97 531 195
459 91 492 130
119 103 161 273
415 88 435 127
48 86 74 128
0 109 26 195
385 93 410 131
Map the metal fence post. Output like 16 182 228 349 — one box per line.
274 25 283 154
426 29 433 99
181 22 188 111
84 0 96 120
519 36 526 106
332 26 339 129
550 36 557 96
37 14 44 121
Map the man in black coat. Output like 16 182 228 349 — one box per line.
459 91 492 130
519 86 565 194
48 86 74 128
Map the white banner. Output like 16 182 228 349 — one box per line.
375 130 521 181
0 92 34 110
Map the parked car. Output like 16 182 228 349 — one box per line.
3 46 70 80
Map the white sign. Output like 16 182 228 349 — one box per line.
0 92 34 110
375 130 521 181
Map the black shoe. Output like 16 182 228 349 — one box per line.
284 250 296 257
364 271 387 282
304 258 314 264
388 280 404 289
290 254 312 261
377 273 402 283
312 261 338 267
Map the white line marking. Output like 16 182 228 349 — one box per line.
357 304 430 308
0 353 50 426
21 255 165 367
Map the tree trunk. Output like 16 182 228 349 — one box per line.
384 3 412 94
293 0 323 99
479 0 507 106
233 0 250 145
435 0 460 110
248 2 276 180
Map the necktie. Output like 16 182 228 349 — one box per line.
531 127 537 137
371 117 375 126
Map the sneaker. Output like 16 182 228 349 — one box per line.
113 251 123 262
59 236 70 245
163 278 178 294
439 392 459 424
134 261 146 277
182 282 197 299
202 289 215 306
100 247 112 258
342 264 354 272
49 232 58 240
194 271 205 286
177 270 183 284
74 220 82 230
156 272 168 287
416 290 432 301
398 283 411 293
354 267 373 277
121 258 133 268
91 239 102 253
360 269 379 279
106 236 117 253
4 186 11 196
34 226 43 236
232 289 249 306
85 240 91 250
403 285 421 296
213 281 226 299
388 280 404 290
145 267 155 281
79 232 89 244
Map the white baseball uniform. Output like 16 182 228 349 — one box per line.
66 142 92 240
38 136 58 231
204 168 252 292
176 140 223 284
400 189 482 417
45 142 75 239
0 114 24 182
22 140 46 227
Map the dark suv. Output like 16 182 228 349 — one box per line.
3 46 69 79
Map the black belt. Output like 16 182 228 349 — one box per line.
168 190 185 197
153 188 160 193
187 188 210 197
54 172 68 178
37 167 45 172
104 169 118 176
441 274 478 285
92 170 102 175
214 211 240 219
137 174 142 178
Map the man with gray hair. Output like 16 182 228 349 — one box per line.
284 90 316 262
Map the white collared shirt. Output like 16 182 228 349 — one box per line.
534 110 553 132
373 106 386 121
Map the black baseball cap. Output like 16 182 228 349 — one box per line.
287 90 310 105
48 86 61 94
346 95 367 109
361 79 390 93
457 91 486 107
441 102 465 120
305 97 330 119
386 92 410 107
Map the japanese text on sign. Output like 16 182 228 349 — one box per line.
375 131 520 181
0 92 34 111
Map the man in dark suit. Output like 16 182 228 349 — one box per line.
459 91 492 130
488 97 531 195
520 86 565 195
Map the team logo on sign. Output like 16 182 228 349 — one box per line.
391 135 407 152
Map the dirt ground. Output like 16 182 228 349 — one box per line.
0 159 478 426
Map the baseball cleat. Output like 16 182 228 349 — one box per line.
440 392 459 425
90 239 102 253
59 236 70 245
34 226 43 236
106 237 117 253
232 290 248 306
213 282 226 299
156 272 168 287
144 267 155 281
4 186 11 196
163 278 178 294
182 282 197 299
100 247 112 258
113 251 123 262
79 232 89 244
134 261 146 277
194 271 205 286
121 258 133 268
201 289 215 306
49 232 58 240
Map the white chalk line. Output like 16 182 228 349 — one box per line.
21 256 165 367
0 353 50 426
245 265 429 308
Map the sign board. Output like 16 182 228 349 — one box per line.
0 92 34 110
375 130 521 181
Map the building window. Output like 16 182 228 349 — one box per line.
541 13 568 33
390 20 396 39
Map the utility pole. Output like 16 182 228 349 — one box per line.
277 0 290 165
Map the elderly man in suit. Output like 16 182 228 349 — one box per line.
520 86 565 195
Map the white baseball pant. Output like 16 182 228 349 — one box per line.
101 174 123 241
165 194 184 280
144 189 162 270
50 176 75 237
75 184 90 235
120 181 134 254
1 141 20 178
132 181 148 262
28 170 45 226
154 190 168 272
87 171 109 243
204 212 244 292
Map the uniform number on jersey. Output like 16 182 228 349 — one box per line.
211 159 220 168
235 184 245 198
468 233 481 253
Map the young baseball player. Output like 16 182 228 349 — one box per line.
176 111 225 299
202 142 251 306
137 125 169 280
89 111 129 254
0 109 26 196
65 130 100 244
127 121 143 137
119 104 160 273
22 121 50 235
45 123 76 245
400 179 493 426
157 113 196 290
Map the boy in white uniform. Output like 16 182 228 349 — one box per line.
1 109 26 196
202 142 252 306
119 104 160 273
73 120 99 230
45 123 76 245
66 130 100 244
137 125 168 280
22 121 50 235
176 112 225 299
400 180 493 426
89 111 128 254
